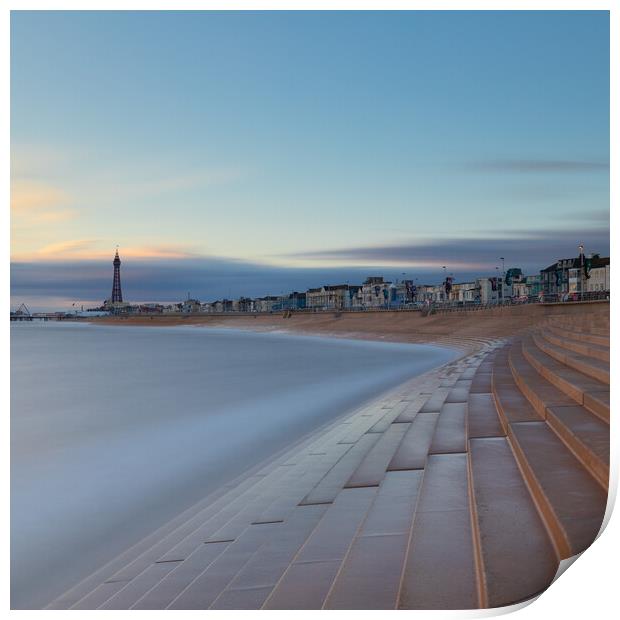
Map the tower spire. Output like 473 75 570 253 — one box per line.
111 247 123 303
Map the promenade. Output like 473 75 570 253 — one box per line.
51 303 609 609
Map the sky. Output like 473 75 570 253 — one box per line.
10 10 610 309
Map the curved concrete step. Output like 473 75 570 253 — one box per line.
419 387 451 413
47 474 259 608
491 347 543 432
583 391 610 423
470 369 492 394
553 321 609 337
533 332 609 384
508 343 574 417
300 433 380 505
132 541 233 609
492 343 607 559
544 329 609 362
263 487 378 609
145 407 400 610
508 344 608 488
388 413 439 471
429 402 467 455
547 325 609 348
506 421 607 558
50 340 606 610
209 504 330 610
63 404 382 609
67 464 291 609
545 405 609 489
167 519 286 609
345 423 410 488
521 335 609 422
55 394 384 608
551 325 609 341
468 437 558 607
394 394 433 423
87 448 341 609
398 453 478 609
468 393 505 439
323 470 423 609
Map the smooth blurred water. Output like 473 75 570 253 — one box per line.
10 321 455 608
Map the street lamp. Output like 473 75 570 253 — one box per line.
495 267 501 305
442 266 447 303
579 244 585 301
499 257 505 304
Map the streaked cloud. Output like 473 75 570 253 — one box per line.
461 159 609 173
9 12 609 312
13 241 199 262
35 239 102 257
284 227 610 270
11 258 375 309
11 225 609 311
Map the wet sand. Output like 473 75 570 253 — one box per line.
90 302 609 346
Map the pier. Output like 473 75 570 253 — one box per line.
10 304 84 322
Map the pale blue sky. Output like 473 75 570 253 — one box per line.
10 11 610 307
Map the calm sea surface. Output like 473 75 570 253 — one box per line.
11 321 455 608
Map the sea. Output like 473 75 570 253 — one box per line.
10 321 456 608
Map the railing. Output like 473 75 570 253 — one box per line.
430 290 610 314
52 290 608 319
539 291 610 304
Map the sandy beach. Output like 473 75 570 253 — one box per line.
89 302 609 347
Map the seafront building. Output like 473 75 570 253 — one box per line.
306 285 360 310
272 292 307 312
90 249 610 316
540 254 610 297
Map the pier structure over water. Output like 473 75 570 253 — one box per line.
10 304 80 321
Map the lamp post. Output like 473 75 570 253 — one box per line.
579 244 584 301
495 267 500 305
499 257 505 304
442 266 447 303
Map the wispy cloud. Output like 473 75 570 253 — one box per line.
566 209 609 223
12 241 199 262
284 227 610 270
10 179 75 223
11 257 376 309
461 159 609 173
11 224 610 311
35 239 102 257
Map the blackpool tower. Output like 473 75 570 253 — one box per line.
111 248 123 303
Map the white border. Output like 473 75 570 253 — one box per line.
3 2 616 619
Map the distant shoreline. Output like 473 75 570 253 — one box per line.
86 302 609 350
